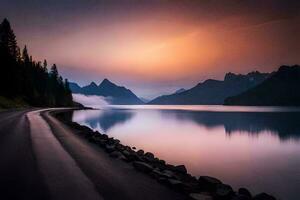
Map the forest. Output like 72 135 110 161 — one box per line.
0 18 73 107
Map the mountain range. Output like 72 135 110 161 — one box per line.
70 65 300 106
148 71 269 105
224 65 300 106
69 79 143 105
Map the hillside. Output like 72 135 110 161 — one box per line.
149 71 269 105
224 65 300 106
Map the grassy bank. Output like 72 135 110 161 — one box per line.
0 96 28 109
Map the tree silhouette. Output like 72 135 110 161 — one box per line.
0 18 73 107
0 18 18 59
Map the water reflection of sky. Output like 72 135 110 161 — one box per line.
72 106 300 200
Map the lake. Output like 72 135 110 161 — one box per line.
71 105 300 200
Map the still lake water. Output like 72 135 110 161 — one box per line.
72 105 300 200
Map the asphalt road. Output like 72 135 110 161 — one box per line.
0 109 187 200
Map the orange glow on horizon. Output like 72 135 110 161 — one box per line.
22 7 300 83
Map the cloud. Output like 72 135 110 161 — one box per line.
72 94 109 108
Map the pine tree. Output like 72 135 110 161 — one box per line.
43 59 48 72
0 18 18 59
50 64 58 80
22 45 30 63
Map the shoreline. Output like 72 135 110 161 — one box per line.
52 108 277 200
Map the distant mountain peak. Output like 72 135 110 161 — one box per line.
102 78 110 83
69 79 143 105
90 81 98 87
224 72 237 81
99 78 116 87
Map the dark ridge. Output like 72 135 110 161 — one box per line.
224 65 300 106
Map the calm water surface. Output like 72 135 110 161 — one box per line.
72 105 300 200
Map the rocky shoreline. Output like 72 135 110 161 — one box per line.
54 110 277 200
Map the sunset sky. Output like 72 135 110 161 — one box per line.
0 0 299 98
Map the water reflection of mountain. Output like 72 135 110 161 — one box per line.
161 110 300 140
85 110 134 132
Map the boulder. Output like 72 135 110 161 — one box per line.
105 144 115 153
115 144 125 151
157 177 169 184
132 161 153 173
150 169 165 179
161 170 175 178
137 149 144 156
101 134 109 140
182 181 201 193
123 151 141 162
189 193 213 200
198 176 222 191
215 184 234 198
122 150 131 157
107 138 119 145
97 139 107 147
167 179 183 189
174 165 187 174
231 194 251 200
253 193 276 200
238 188 252 198
145 152 154 159
109 151 124 158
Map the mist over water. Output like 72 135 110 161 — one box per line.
72 94 109 108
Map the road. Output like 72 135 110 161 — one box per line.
0 109 187 200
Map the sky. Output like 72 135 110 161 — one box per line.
0 0 299 99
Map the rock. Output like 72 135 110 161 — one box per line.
174 165 187 174
143 156 156 163
198 176 222 191
137 149 144 156
189 193 213 200
109 151 123 158
94 131 101 135
145 152 154 159
97 139 107 147
115 144 125 151
157 177 169 184
215 184 234 198
78 125 92 132
150 169 165 179
105 144 115 153
107 138 119 145
166 164 176 171
122 150 131 157
123 151 141 162
152 160 167 170
132 161 153 173
161 170 175 178
238 188 251 198
158 159 166 165
253 193 276 200
231 194 251 200
132 146 136 150
167 179 183 189
101 134 109 140
143 152 156 163
182 181 201 193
